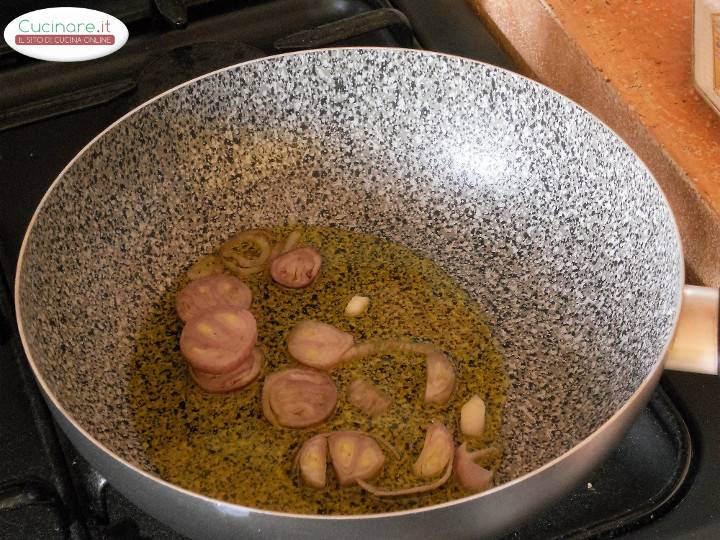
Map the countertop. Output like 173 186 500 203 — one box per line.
470 0 720 287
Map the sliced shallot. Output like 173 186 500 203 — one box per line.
413 423 454 478
340 338 438 363
453 443 495 494
424 352 456 406
220 229 271 274
298 435 328 489
460 395 486 438
179 306 257 374
262 368 338 428
357 444 454 497
287 320 354 370
339 340 456 408
327 431 385 487
270 246 322 288
348 379 392 417
189 347 264 393
176 274 252 323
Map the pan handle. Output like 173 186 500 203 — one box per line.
664 285 719 375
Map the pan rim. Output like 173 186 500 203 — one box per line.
13 46 686 521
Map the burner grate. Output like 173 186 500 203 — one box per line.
0 0 414 131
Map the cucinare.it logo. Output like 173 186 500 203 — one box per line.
3 7 128 62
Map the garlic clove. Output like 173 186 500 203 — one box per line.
460 395 486 438
344 295 370 317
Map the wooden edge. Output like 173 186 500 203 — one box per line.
467 0 720 287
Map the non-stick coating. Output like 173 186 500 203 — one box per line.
17 48 682 514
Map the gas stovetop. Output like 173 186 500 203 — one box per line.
1 1 719 538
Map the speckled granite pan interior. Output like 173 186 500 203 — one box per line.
17 49 682 485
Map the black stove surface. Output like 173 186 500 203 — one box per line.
1 1 719 538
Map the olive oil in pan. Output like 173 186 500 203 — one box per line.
130 225 508 514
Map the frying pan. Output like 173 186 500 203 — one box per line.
14 48 719 539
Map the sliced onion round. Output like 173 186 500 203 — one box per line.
176 274 252 323
262 368 338 428
190 348 264 393
180 306 257 374
287 320 354 370
270 247 322 288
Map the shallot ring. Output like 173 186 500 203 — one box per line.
294 431 399 487
340 338 440 362
261 368 338 428
220 230 271 271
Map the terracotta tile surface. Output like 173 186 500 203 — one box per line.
470 0 720 286
549 1 720 203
